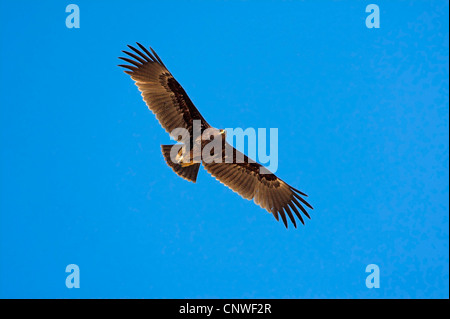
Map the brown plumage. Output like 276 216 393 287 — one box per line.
119 43 313 228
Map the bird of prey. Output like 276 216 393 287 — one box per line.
119 43 313 228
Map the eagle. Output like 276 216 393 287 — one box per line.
119 43 313 228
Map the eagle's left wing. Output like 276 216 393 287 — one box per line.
118 43 210 141
202 143 313 228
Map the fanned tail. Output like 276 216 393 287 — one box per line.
161 145 200 183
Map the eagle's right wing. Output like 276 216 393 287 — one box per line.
119 43 210 140
203 142 313 228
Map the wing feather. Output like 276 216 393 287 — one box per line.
284 206 297 228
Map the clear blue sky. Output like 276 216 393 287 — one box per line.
0 0 448 298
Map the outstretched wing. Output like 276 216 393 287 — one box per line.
202 142 313 228
118 43 210 140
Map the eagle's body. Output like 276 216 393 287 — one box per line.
119 43 313 228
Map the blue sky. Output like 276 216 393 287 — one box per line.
0 0 448 298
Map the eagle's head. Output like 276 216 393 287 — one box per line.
219 129 226 137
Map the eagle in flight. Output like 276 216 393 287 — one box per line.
119 43 313 228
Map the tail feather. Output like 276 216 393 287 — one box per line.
161 145 200 183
